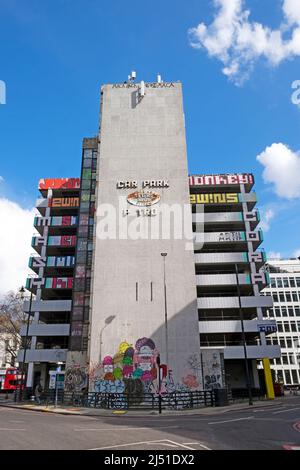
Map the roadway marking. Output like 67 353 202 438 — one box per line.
253 407 285 413
208 416 254 425
90 439 186 450
293 422 300 433
89 439 209 451
273 407 300 415
75 425 179 431
181 442 212 450
283 444 300 450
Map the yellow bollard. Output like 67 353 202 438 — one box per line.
263 359 275 400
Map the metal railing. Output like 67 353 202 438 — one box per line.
25 389 215 411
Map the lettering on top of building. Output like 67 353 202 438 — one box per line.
48 197 79 208
189 174 254 187
112 82 175 89
117 180 169 189
190 193 240 205
39 178 81 190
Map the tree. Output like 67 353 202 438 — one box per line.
0 291 27 366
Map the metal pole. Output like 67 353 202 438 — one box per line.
19 290 33 401
157 354 162 414
161 253 169 367
235 263 253 406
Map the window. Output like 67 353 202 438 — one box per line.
273 293 279 303
291 322 297 332
283 322 290 332
282 354 288 365
295 307 300 317
290 278 296 288
269 309 274 317
284 370 292 384
288 307 294 317
279 337 286 348
289 353 295 364
292 292 299 302
277 279 283 288
275 358 281 365
277 370 284 382
286 337 293 348
277 323 283 332
282 308 288 317
275 308 281 317
286 292 292 302
292 370 299 384
296 278 300 288
271 279 276 288
279 292 285 302
283 279 289 288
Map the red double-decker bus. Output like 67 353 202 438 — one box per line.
0 368 23 392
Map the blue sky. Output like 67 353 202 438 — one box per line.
1 0 300 292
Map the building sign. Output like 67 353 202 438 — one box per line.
189 174 254 187
258 323 277 333
35 216 77 227
190 193 239 204
112 83 175 89
47 256 75 268
218 232 244 242
48 197 79 208
39 178 80 190
127 191 161 207
45 277 73 289
117 180 169 189
48 235 76 247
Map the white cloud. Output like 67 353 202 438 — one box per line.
257 143 300 199
0 176 4 183
268 251 282 260
0 198 35 297
260 208 275 232
188 0 300 84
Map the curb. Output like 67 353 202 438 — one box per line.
0 399 286 418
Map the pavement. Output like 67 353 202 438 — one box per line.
0 394 291 417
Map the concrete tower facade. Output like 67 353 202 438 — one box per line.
88 81 201 392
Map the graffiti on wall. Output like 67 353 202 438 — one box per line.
64 364 88 393
89 338 202 395
201 350 224 391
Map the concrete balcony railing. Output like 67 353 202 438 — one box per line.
223 345 281 360
196 273 251 287
23 299 72 313
194 230 263 245
194 252 266 266
199 319 277 334
17 348 67 363
197 295 273 310
20 323 70 337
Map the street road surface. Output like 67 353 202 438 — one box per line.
0 397 300 450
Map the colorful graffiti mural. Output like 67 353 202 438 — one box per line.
89 338 202 396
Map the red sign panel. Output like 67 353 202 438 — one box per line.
39 178 80 190
189 174 254 187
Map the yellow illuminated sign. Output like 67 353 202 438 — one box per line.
190 193 239 204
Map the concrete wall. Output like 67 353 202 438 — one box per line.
89 82 201 392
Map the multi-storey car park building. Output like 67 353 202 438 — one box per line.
263 258 300 388
18 76 280 396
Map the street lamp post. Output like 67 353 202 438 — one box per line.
19 286 34 401
234 264 253 406
161 253 169 367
